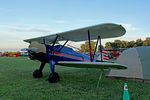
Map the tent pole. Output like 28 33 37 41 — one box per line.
97 69 104 88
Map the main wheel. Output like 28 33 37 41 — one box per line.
33 69 43 78
48 72 60 83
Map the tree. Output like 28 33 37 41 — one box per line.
144 37 150 46
78 41 97 52
128 41 135 47
136 39 143 46
114 40 122 48
143 42 148 46
79 37 150 52
121 40 129 48
105 42 112 49
110 42 119 49
146 37 150 41
133 44 137 47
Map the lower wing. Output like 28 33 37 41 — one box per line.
57 61 126 69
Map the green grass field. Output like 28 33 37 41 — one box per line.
0 57 150 100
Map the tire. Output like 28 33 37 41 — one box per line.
33 69 43 78
48 72 60 83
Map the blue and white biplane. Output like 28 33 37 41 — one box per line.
23 23 126 83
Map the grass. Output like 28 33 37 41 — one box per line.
0 57 150 100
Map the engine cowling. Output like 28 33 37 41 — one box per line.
28 42 47 62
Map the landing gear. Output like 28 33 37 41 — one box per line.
32 60 60 83
48 60 60 83
48 72 60 83
33 62 46 78
33 69 43 78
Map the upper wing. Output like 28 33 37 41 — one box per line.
59 23 126 41
57 61 127 69
24 34 59 44
24 23 126 43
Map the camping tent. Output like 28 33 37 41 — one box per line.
106 46 150 82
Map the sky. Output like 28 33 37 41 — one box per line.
0 0 150 51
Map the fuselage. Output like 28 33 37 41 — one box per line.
28 42 96 63
45 45 94 62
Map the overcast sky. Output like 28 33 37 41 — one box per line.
0 0 150 51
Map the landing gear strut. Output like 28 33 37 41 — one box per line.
32 60 60 83
48 60 60 83
33 62 46 78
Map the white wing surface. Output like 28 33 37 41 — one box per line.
24 23 126 43
57 61 127 69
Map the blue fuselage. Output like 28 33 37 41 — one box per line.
45 45 95 62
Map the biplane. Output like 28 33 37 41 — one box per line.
23 23 126 83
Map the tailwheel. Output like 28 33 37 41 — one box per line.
33 69 43 78
48 72 60 83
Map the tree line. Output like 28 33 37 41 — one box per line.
105 37 150 49
78 37 150 52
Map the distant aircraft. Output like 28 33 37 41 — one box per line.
23 23 126 83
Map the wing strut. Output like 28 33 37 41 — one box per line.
88 31 103 62
92 35 103 62
52 35 59 50
58 40 69 52
88 30 92 62
92 36 99 61
99 36 103 62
